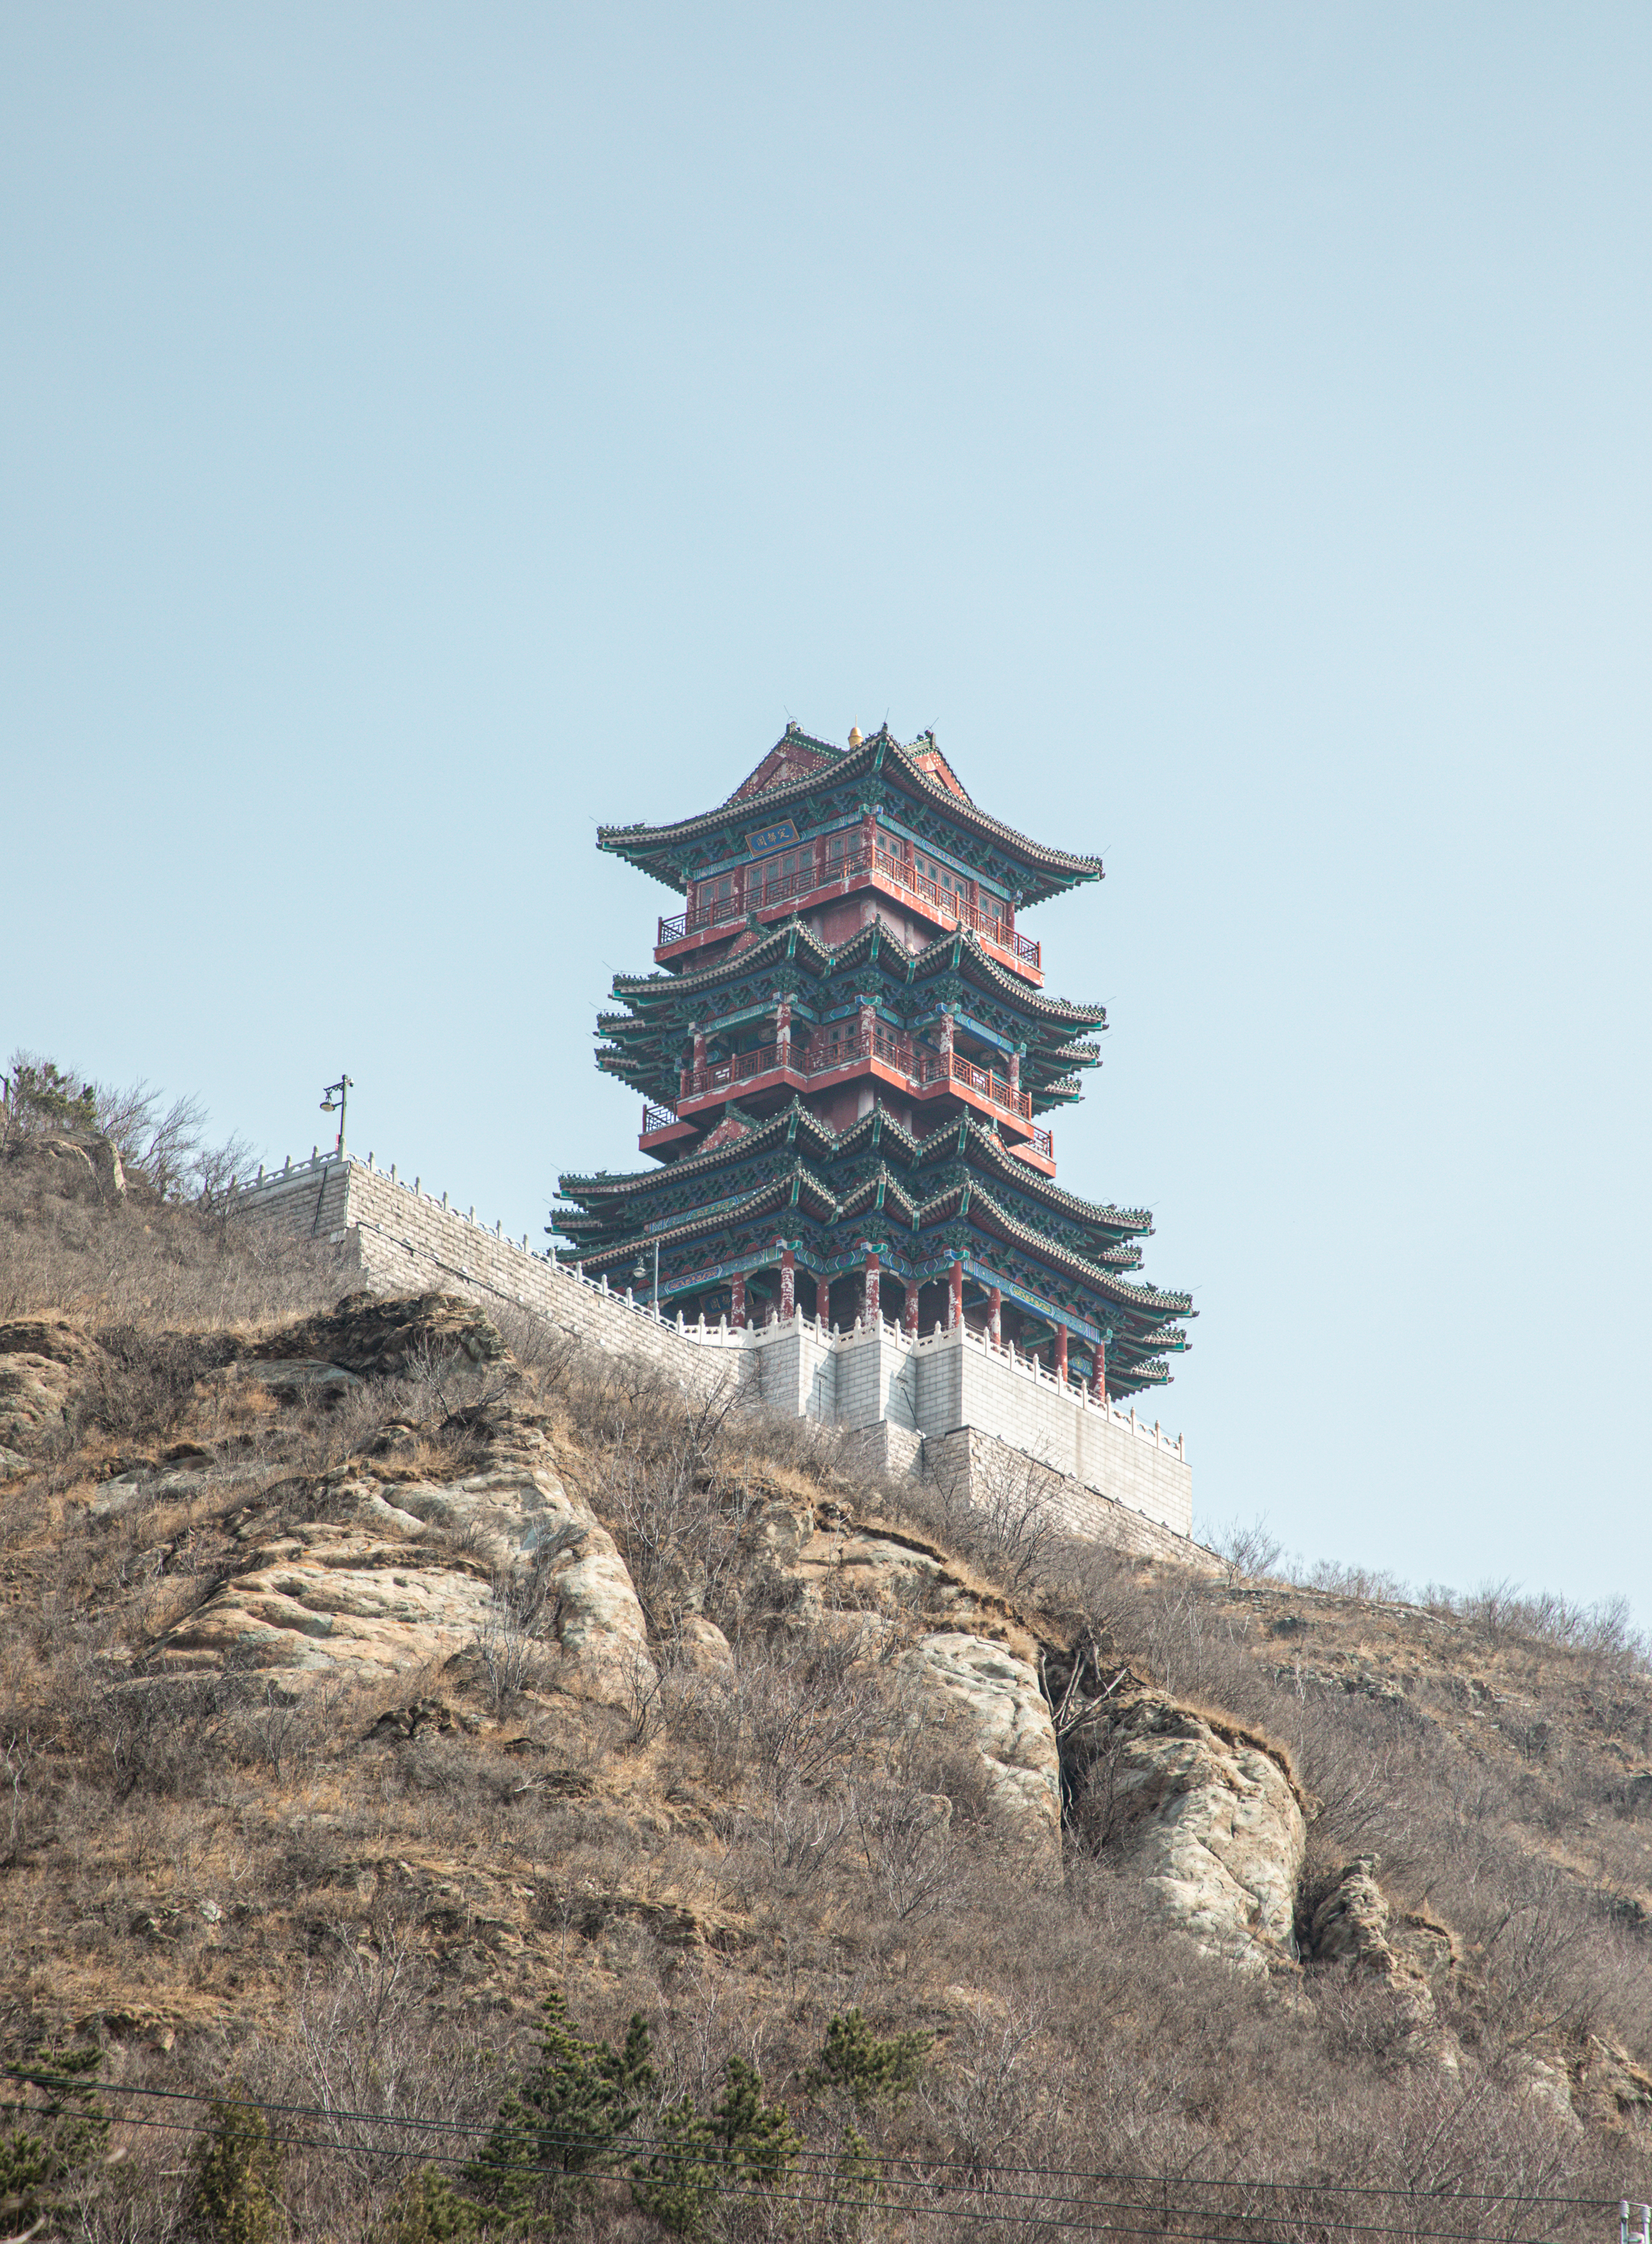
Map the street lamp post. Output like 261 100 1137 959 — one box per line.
631 1235 660 1319
319 1074 353 1159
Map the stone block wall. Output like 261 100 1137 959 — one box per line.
921 1427 1216 1572
229 1153 746 1404
225 1152 1201 1560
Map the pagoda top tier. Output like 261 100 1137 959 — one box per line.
598 723 1104 908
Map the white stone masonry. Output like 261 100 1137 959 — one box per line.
225 1151 1200 1563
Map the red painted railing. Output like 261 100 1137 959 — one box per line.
657 845 1041 972
680 1028 1033 1123
682 1042 784 1099
641 1103 678 1135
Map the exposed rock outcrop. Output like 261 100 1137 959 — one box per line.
1081 1697 1305 1969
1308 1857 1454 2016
740 1494 1036 1655
6 1132 126 1198
0 1319 93 1449
154 1460 654 1708
899 1631 1062 1867
1309 1857 1392 1969
259 1292 504 1381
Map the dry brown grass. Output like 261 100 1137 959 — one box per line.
1 1226 1650 2237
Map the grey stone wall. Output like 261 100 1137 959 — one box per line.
226 1152 1200 1560
228 1153 747 1403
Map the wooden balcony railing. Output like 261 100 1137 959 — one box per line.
657 845 1041 972
681 1042 784 1099
679 1027 1033 1123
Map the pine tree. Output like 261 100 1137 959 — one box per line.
463 1991 653 2222
805 2009 932 2108
0 2045 109 2237
2 1059 97 1138
188 2088 280 2244
371 2165 486 2243
632 2056 801 2237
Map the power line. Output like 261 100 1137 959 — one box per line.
7 2071 1618 2207
4 2081 1623 2237
0 2100 1594 2243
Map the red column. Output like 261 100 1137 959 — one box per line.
904 1281 921 1335
861 806 879 868
731 1272 746 1330
779 1246 795 1319
948 1258 963 1329
815 1275 831 1324
863 1251 880 1327
691 1024 707 1091
1092 1337 1107 1402
1008 1047 1021 1097
776 995 792 1067
1055 1324 1068 1382
988 1285 1001 1347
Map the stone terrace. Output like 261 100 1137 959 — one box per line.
227 1150 1207 1568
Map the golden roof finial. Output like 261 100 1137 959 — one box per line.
847 722 863 749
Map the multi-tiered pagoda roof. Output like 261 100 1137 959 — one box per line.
553 723 1192 1397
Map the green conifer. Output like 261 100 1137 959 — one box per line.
187 2087 280 2244
805 2009 932 2108
0 2046 109 2237
371 2165 486 2243
632 2056 801 2237
463 1990 653 2222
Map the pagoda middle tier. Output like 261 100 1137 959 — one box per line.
556 723 1193 1398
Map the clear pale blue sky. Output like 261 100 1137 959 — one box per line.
5 7 1649 1606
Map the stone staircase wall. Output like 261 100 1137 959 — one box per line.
225 1151 1209 1569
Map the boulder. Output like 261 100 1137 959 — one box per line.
9 1134 124 1197
262 1293 505 1381
0 1321 96 1450
1309 1857 1452 2019
899 1631 1061 1868
155 1462 654 1709
1309 1857 1392 1969
1093 1698 1304 1969
673 1615 736 1675
740 1496 1030 1650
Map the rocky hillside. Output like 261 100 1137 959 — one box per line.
2 1139 1651 2241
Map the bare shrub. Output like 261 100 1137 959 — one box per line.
693 1628 895 1800
0 1139 343 1326
2 1046 254 1201
853 1780 956 1922
1209 1511 1284 1585
81 1676 226 1801
920 1441 1057 1595
64 1326 235 1447
472 1573 553 1710
224 1677 331 1783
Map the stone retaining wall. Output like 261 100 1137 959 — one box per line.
227 1152 1203 1564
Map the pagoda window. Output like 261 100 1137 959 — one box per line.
826 828 855 875
698 871 740 926
755 847 812 905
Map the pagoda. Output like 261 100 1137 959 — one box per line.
553 724 1192 1401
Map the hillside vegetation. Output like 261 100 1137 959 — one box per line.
2 1115 1651 2242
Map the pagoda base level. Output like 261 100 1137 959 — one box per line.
224 1151 1196 1557
741 1311 1191 1539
